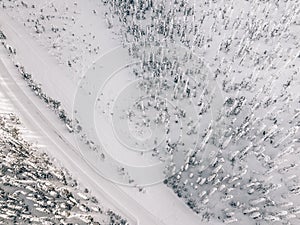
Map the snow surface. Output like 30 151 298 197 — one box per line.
0 0 300 224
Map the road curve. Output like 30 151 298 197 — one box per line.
0 50 168 225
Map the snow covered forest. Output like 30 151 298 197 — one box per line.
0 0 299 224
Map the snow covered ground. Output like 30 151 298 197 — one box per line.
0 112 129 224
0 0 300 224
0 1 210 224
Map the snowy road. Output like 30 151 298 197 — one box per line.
0 41 219 225
0 5 221 225
0 51 166 225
